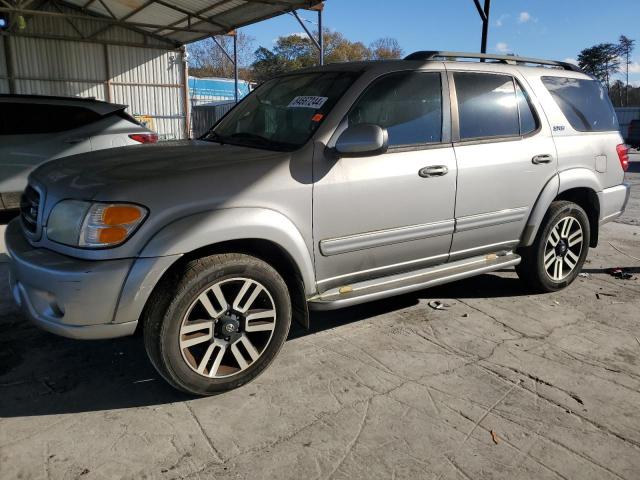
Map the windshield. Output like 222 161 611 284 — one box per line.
203 71 358 151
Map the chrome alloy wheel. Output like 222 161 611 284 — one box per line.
543 216 584 281
179 277 277 378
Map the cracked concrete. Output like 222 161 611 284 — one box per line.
0 165 638 479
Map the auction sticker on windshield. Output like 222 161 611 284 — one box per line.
288 96 328 109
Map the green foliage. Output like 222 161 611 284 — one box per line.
577 43 620 89
251 30 403 83
577 35 637 106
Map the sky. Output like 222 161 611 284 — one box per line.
240 0 640 85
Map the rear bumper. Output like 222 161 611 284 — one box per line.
5 219 137 340
599 183 631 225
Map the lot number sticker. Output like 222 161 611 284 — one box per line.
287 96 328 109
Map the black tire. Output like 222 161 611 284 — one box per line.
143 253 292 396
516 201 590 292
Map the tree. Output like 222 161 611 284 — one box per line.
250 30 403 82
187 32 255 80
618 35 636 106
369 37 403 60
577 43 620 91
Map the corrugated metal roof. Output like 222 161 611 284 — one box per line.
48 0 323 45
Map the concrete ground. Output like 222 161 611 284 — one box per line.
1 160 639 480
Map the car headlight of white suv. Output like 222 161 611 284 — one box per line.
47 200 148 248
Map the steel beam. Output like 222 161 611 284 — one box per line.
479 0 490 54
233 31 238 103
0 6 219 34
291 10 320 52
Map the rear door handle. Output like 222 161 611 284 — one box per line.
532 154 553 164
419 165 449 178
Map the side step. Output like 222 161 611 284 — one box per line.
308 252 521 311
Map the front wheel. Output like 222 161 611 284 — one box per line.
143 253 292 395
516 201 590 292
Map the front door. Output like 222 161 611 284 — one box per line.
449 71 558 260
312 70 457 292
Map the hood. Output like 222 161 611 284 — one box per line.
31 140 288 199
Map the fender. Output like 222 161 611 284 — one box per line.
557 167 603 195
520 174 559 246
140 207 316 295
521 168 602 247
112 208 316 327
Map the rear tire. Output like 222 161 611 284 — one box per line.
516 201 590 292
143 253 292 396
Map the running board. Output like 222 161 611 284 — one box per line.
308 252 521 310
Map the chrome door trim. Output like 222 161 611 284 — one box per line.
319 219 455 257
455 207 528 233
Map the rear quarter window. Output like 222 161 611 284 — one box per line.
541 77 618 132
0 103 103 135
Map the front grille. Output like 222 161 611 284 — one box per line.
20 185 41 234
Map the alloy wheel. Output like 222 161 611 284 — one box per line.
543 215 584 281
179 277 277 378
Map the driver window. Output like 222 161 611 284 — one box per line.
348 71 443 147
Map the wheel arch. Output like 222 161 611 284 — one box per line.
521 170 601 248
115 208 315 331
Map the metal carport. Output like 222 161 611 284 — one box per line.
0 0 324 139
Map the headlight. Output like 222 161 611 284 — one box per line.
47 200 148 248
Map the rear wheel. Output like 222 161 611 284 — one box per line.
516 201 590 292
143 253 292 395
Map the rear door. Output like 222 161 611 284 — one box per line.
313 70 457 291
449 71 557 259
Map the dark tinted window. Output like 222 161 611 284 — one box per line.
348 71 442 147
455 73 520 140
516 82 538 135
542 77 618 132
0 103 103 135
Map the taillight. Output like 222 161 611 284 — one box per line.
616 144 629 172
129 133 158 144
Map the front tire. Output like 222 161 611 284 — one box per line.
143 253 292 395
516 201 590 292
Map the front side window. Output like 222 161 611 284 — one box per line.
541 76 618 132
347 71 443 147
455 73 521 140
205 71 358 151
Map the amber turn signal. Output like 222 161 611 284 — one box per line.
97 226 128 244
102 205 143 225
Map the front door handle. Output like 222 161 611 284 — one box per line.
419 165 449 178
532 154 553 164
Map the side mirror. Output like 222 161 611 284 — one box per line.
334 124 388 157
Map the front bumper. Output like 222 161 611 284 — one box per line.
5 219 137 340
599 182 631 224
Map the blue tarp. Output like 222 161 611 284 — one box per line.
188 76 251 101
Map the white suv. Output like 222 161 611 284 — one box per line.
0 94 157 210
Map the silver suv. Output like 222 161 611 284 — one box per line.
6 52 631 395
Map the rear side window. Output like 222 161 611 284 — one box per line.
348 71 443 147
455 72 538 140
0 103 102 135
541 77 618 132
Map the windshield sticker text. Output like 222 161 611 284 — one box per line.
288 96 328 109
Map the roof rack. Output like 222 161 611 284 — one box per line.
404 51 582 72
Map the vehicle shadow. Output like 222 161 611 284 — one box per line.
0 272 532 418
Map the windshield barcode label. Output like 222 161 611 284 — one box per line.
287 96 328 109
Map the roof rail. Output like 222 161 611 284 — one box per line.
404 51 582 72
